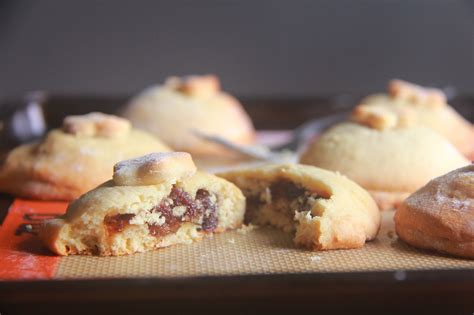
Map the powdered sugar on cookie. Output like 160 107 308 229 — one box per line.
113 152 197 186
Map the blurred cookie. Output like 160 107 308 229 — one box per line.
218 164 380 251
39 152 245 256
122 74 255 156
300 123 469 210
395 165 474 259
0 113 170 201
355 79 474 158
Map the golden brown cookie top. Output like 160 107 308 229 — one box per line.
395 164 474 257
407 164 474 211
165 74 220 98
438 165 474 203
113 152 197 186
63 112 131 137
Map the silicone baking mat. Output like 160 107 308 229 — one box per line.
1 198 473 280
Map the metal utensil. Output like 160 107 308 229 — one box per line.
0 91 47 150
193 111 349 162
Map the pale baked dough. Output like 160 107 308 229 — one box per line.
113 152 196 186
300 123 469 210
0 113 170 201
39 152 245 256
63 112 131 137
354 79 474 158
122 74 255 156
395 165 474 259
218 164 381 251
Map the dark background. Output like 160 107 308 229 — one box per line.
0 0 473 99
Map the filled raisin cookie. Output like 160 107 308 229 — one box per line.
395 165 474 259
354 79 474 159
39 152 245 256
300 121 469 210
0 113 170 201
122 74 255 156
218 164 380 251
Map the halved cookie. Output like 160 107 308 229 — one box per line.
39 152 245 256
395 165 474 259
0 113 170 201
218 164 380 251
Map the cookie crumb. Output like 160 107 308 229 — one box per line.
387 230 395 239
310 255 322 263
227 238 235 244
237 224 258 234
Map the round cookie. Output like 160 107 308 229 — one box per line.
395 165 474 259
122 74 255 156
0 113 170 201
39 152 245 256
218 164 381 251
356 79 474 159
300 123 469 210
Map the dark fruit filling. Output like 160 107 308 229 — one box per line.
197 189 218 231
104 214 136 234
104 185 218 237
244 180 326 224
244 195 263 224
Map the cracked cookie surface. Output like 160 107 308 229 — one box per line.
395 165 474 259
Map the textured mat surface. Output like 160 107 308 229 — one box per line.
56 210 474 279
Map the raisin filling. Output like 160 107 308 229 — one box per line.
244 180 326 224
103 185 218 237
197 189 218 231
104 214 135 234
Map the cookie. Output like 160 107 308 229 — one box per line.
355 79 474 159
395 165 474 259
113 152 196 186
39 152 245 256
0 113 170 201
300 123 469 210
122 74 255 156
218 164 380 251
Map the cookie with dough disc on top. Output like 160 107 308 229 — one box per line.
122 74 255 156
353 79 474 159
39 152 245 256
0 112 170 201
300 116 469 210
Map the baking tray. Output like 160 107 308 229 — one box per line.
0 95 473 314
